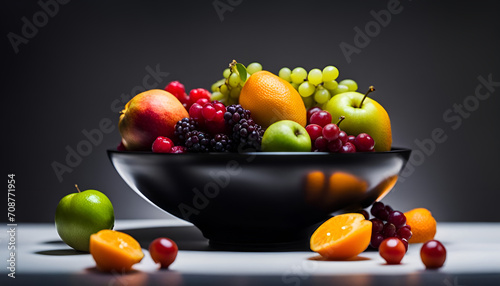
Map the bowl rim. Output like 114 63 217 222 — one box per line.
107 147 411 156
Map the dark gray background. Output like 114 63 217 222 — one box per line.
3 0 499 222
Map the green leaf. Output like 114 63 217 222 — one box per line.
235 63 247 82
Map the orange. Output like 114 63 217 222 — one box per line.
404 208 437 244
239 71 307 128
310 213 372 260
90 229 144 272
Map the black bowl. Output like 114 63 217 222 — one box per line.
108 148 411 249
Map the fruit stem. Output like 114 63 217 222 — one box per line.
229 59 237 70
336 116 346 127
75 184 81 193
358 86 375 108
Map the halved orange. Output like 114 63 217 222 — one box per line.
90 229 144 272
310 213 372 260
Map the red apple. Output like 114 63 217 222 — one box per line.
119 89 188 151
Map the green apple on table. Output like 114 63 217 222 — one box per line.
324 86 392 152
55 185 114 252
261 120 311 152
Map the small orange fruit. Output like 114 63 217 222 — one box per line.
239 71 307 128
404 208 437 244
310 213 372 260
90 229 144 272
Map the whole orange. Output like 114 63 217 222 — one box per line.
239 71 307 128
404 208 437 243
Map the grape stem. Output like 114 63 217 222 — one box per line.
336 116 346 127
75 184 81 193
358 86 375 108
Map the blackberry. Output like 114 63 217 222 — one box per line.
232 118 264 151
224 104 251 129
174 117 198 145
185 130 211 153
210 133 233 152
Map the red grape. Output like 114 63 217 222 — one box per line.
371 233 385 249
340 142 356 153
152 136 174 153
382 223 396 238
189 103 203 120
322 124 340 141
370 218 384 234
170 146 186 154
354 133 375 152
338 131 348 144
379 238 406 264
388 211 407 229
421 240 446 269
149 237 178 269
189 88 211 107
347 135 356 144
307 107 322 123
400 238 409 252
309 111 332 127
165 81 186 100
397 225 412 240
314 136 328 151
306 124 323 141
202 104 216 121
327 139 343 152
371 202 385 217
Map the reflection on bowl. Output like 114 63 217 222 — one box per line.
108 148 411 249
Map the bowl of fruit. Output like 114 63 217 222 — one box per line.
108 62 411 248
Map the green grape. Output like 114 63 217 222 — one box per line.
211 78 225 92
211 91 225 101
323 80 338 90
247 62 262 74
291 67 307 84
314 88 331 104
279 67 292 82
229 72 241 87
230 86 241 98
332 84 349 94
290 82 299 90
220 84 229 95
298 82 315 97
338 79 358 91
308 69 323 86
223 68 231 79
302 94 315 109
323 66 339 82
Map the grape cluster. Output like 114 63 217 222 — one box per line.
306 108 375 153
173 104 263 153
368 201 412 251
278 66 358 109
210 61 263 105
165 81 212 111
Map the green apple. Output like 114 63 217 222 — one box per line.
55 185 114 252
324 87 392 152
262 120 311 152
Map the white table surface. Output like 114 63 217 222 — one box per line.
1 219 499 285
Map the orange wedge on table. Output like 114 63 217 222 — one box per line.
310 213 372 260
90 229 144 272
